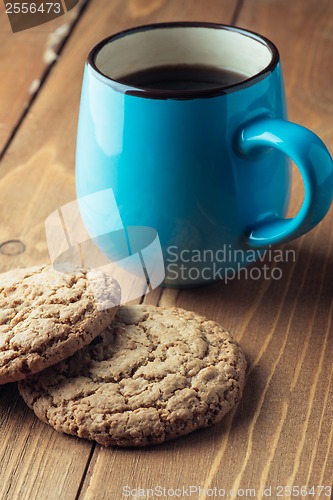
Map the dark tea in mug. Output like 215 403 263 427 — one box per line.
117 64 248 91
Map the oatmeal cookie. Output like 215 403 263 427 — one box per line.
0 265 120 384
19 304 246 446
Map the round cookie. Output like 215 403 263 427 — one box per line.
0 265 121 384
19 305 247 447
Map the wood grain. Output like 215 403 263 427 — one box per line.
0 2 85 156
0 385 93 499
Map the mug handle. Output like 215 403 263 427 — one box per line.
238 117 333 248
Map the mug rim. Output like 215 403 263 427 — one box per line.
87 22 280 99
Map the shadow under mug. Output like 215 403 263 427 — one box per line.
76 22 333 287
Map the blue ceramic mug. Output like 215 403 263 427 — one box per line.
76 22 333 287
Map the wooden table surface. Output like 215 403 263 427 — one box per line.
1 0 333 498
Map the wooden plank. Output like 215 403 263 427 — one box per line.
0 2 85 156
0 1 239 499
151 0 333 494
0 384 93 500
2 0 332 498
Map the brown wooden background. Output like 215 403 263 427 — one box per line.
0 0 333 498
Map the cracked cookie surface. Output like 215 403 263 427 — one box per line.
0 265 120 384
19 305 247 447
